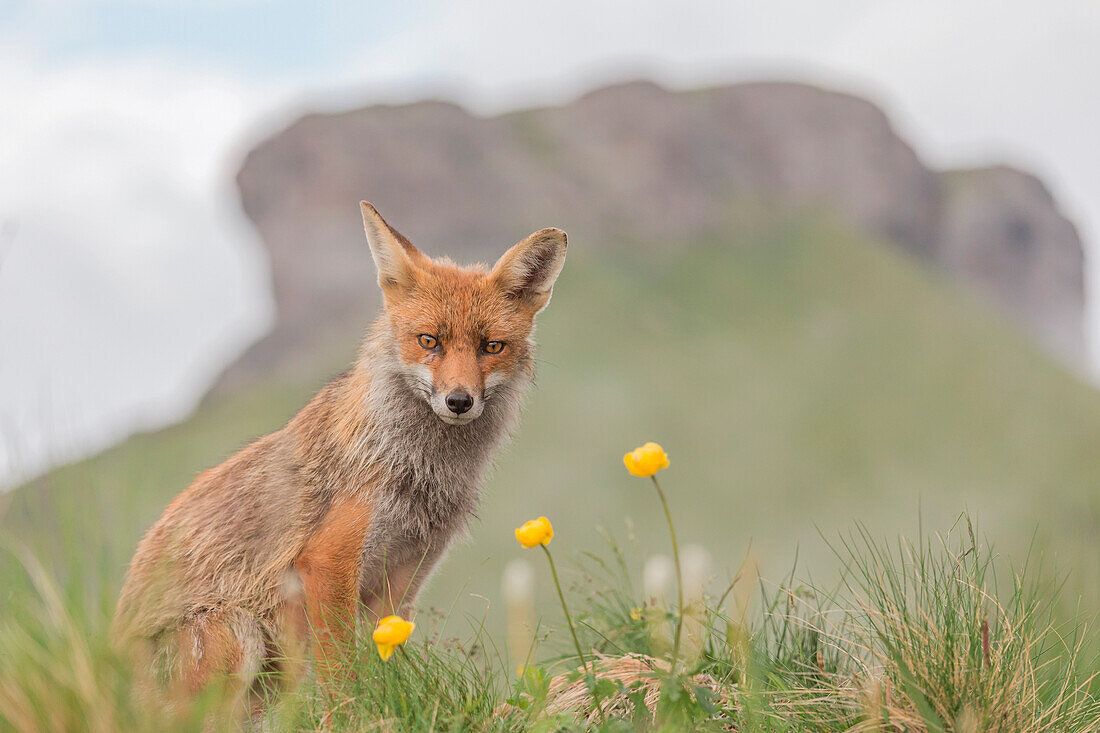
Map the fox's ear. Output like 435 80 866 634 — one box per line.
491 228 568 314
360 201 425 299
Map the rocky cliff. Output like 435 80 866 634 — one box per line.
224 80 1085 387
939 166 1085 363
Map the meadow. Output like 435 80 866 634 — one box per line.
2 452 1098 730
3 211 1100 729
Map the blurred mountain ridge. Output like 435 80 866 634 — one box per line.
223 79 1085 390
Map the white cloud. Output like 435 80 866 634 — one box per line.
0 51 273 484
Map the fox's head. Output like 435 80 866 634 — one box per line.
360 202 567 426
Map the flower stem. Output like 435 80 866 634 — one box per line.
540 544 589 673
652 475 685 668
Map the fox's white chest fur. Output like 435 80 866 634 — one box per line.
354 355 529 600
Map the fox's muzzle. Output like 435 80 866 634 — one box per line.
428 386 484 425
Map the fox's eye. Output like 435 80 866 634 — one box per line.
484 341 505 355
417 334 438 349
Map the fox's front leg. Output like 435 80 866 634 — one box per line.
293 498 372 684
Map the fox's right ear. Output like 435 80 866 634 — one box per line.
491 228 568 315
360 201 425 299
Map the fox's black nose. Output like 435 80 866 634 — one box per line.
445 390 474 415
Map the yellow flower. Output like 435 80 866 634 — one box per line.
630 607 644 621
372 615 415 661
623 442 670 477
515 516 554 548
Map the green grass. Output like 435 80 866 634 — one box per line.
3 508 1098 730
3 209 1100 728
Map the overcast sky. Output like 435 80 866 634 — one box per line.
2 0 1098 486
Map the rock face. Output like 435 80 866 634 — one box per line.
225 80 1086 386
939 167 1086 363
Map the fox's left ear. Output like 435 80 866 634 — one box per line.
491 228 568 314
360 201 429 302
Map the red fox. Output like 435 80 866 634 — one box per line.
113 202 567 704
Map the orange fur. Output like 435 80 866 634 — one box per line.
294 499 371 679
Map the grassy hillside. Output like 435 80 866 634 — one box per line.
4 210 1100 631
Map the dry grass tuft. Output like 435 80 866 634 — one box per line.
540 654 722 724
